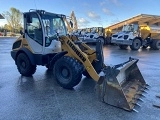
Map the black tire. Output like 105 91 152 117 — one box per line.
130 39 141 50
150 40 160 50
119 45 128 50
54 56 83 89
16 53 36 76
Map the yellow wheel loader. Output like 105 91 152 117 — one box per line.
11 10 148 111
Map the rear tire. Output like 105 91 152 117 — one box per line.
16 53 36 76
130 39 141 50
119 45 128 50
150 40 160 50
54 56 83 89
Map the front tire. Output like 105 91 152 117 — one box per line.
16 53 36 76
130 39 141 50
54 56 83 89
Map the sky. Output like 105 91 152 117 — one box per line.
0 0 160 28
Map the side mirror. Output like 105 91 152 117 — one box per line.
27 15 32 23
20 30 24 35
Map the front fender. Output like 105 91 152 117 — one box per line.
49 51 68 69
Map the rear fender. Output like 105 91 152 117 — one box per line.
16 48 35 65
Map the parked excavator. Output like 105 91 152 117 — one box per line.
80 27 105 44
11 9 148 112
78 27 115 45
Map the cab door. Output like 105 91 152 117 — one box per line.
24 12 44 53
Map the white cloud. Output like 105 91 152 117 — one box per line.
0 20 7 26
78 18 89 24
100 0 122 6
85 11 106 27
78 18 90 28
110 18 120 25
111 0 122 6
102 8 114 16
100 1 107 6
82 2 90 7
87 11 101 20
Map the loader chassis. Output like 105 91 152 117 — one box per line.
11 9 148 112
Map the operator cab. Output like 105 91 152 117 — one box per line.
122 24 139 32
24 10 67 54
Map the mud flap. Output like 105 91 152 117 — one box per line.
95 58 148 111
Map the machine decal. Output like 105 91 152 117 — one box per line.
67 40 86 62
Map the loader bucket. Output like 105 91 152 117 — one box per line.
96 58 148 111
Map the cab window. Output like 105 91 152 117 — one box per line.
26 13 43 45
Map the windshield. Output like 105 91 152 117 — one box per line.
41 13 67 38
122 25 134 32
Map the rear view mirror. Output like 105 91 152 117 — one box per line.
20 30 23 35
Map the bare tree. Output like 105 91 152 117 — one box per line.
3 7 22 33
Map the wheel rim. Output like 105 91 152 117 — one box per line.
21 60 26 69
135 42 139 48
61 67 69 78
134 40 140 49
58 66 71 84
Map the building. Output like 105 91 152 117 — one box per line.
106 14 160 33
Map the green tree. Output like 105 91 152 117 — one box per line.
3 7 22 33
4 24 10 32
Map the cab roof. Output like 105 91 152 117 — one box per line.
23 9 66 18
